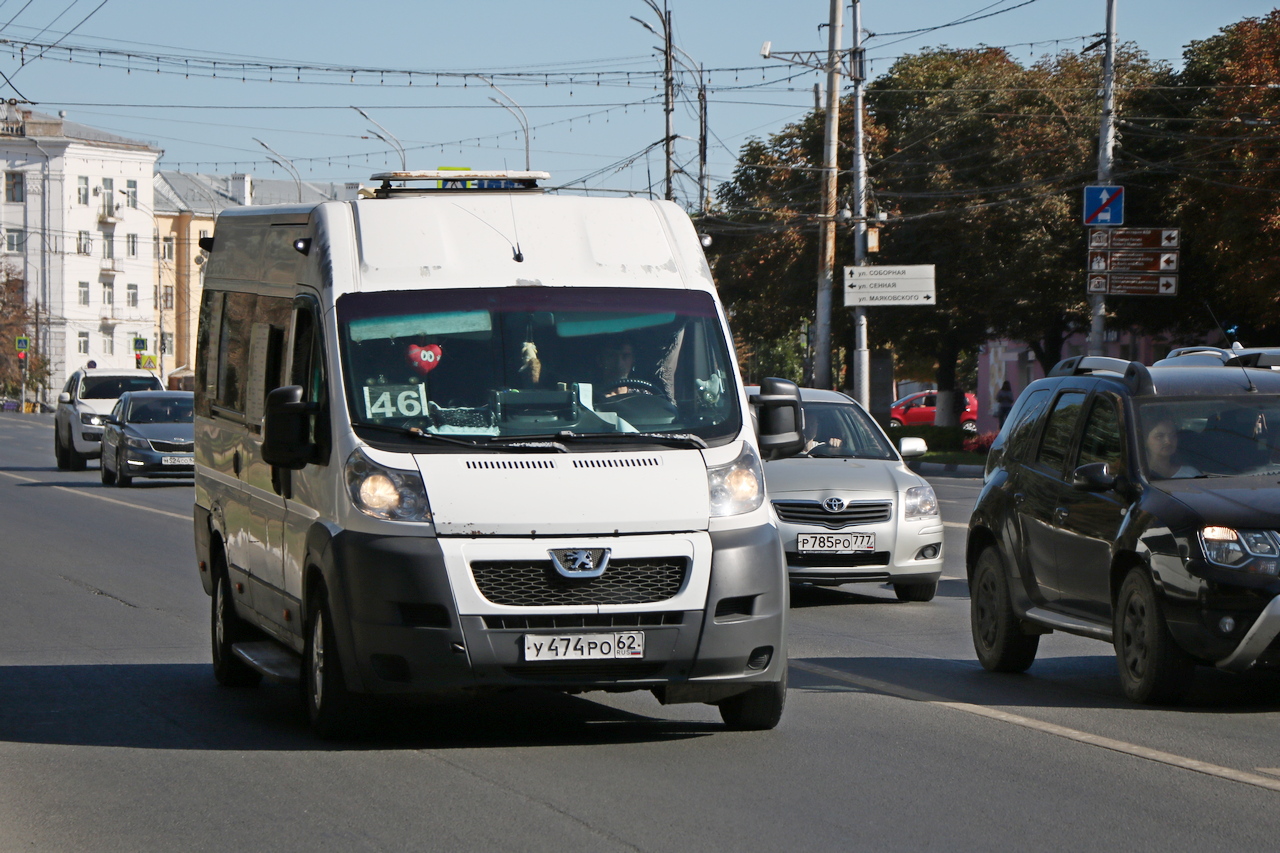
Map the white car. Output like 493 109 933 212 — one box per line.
757 387 945 601
54 368 163 470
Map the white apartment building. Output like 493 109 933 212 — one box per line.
0 106 162 399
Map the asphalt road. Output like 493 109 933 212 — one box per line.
4 411 1280 851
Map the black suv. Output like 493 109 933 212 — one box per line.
967 356 1280 703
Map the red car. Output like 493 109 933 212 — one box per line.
889 390 978 433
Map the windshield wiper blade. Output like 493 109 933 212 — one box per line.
542 431 709 449
351 421 485 449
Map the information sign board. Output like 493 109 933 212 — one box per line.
843 265 937 307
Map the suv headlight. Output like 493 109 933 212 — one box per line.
345 448 432 522
80 412 106 426
708 444 765 517
1200 526 1280 575
903 484 939 519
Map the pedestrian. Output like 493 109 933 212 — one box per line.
996 380 1014 426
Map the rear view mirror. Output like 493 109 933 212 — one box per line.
751 377 805 460
262 385 313 470
899 437 927 458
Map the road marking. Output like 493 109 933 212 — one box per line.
793 660 1280 794
0 469 189 521
944 521 967 529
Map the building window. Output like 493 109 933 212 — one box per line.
77 176 89 205
125 179 137 209
126 283 138 307
126 233 138 257
162 285 174 310
77 331 89 355
5 228 23 252
78 281 90 305
102 282 114 306
161 332 173 355
161 236 175 260
199 229 209 241
5 172 23 203
77 231 91 255
102 234 114 259
103 332 114 356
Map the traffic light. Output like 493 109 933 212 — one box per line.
135 353 142 368
16 350 25 373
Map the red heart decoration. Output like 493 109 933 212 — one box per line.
406 344 442 375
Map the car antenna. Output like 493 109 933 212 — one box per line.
1206 300 1257 392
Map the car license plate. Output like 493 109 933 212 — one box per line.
797 532 875 553
161 456 188 466
524 632 645 661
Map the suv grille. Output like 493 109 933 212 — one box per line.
773 500 892 528
470 558 688 607
149 439 193 453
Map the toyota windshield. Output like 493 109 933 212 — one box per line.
336 287 741 449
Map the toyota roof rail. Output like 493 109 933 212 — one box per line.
1048 356 1154 394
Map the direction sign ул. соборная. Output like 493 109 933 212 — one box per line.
843 265 937 307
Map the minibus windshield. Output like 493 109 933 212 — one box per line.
336 287 741 446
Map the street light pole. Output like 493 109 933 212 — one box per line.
352 106 407 171
252 137 303 203
1089 0 1118 356
763 0 849 390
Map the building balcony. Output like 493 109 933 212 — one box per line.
99 257 124 275
98 203 122 225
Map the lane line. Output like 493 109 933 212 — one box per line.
792 659 1280 794
0 469 189 522
944 521 967 529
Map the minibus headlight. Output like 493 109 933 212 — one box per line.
708 444 765 517
345 448 432 522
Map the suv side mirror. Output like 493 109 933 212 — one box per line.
58 391 71 404
1070 461 1118 492
899 436 927 458
752 377 806 460
262 385 314 470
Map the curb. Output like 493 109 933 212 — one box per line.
908 461 984 479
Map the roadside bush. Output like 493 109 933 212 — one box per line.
963 431 998 454
880 424 970 452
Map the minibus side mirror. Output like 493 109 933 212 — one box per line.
262 385 313 470
752 377 806 460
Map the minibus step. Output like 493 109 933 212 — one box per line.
233 641 302 685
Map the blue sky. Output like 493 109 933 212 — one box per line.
0 0 1272 204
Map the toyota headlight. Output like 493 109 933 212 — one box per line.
708 444 765 517
345 448 432 522
1200 526 1280 575
903 484 939 520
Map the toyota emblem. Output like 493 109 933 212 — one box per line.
823 497 846 513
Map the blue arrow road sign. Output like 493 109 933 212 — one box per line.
1084 185 1124 225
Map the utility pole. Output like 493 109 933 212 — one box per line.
662 1 675 201
1089 0 1118 356
762 0 850 390
849 0 870 407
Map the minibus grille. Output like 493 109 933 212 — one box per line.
470 558 689 606
773 500 892 528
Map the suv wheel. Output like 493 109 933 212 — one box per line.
54 428 70 470
1114 568 1194 704
970 546 1039 672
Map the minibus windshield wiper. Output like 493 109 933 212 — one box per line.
351 421 485 449
490 431 708 450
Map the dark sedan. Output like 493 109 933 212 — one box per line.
100 391 195 486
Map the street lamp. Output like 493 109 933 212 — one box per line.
475 77 530 171
351 106 407 172
253 137 303 203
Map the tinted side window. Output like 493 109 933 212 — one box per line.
1004 388 1051 462
194 290 223 418
1076 395 1123 471
1036 391 1087 472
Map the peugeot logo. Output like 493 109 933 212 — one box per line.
549 548 610 579
823 497 847 513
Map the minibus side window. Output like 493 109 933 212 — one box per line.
194 290 224 419
290 303 329 463
215 291 254 414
